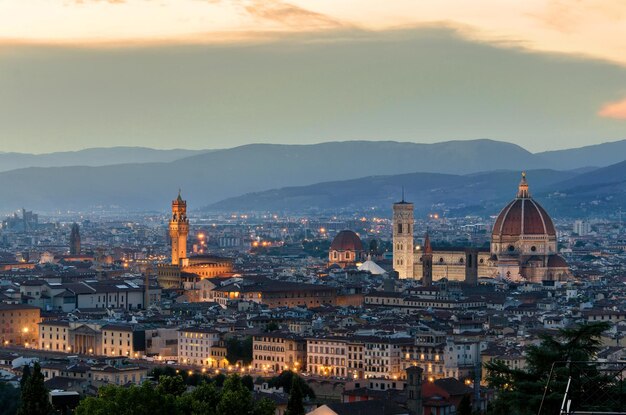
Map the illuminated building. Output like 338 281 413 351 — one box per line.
158 192 233 289
328 230 365 268
0 304 40 347
393 172 571 283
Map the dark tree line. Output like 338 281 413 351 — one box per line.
485 322 620 415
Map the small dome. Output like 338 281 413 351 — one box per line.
547 255 568 268
330 230 363 252
492 173 556 238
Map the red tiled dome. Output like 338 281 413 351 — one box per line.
492 173 556 238
330 230 363 251
492 198 556 237
547 254 568 268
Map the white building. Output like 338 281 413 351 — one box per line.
177 327 222 366
573 220 591 236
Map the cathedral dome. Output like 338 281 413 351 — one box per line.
492 173 556 239
547 254 568 268
330 230 363 252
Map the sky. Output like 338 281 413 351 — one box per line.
0 0 625 153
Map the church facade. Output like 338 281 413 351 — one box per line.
393 173 571 284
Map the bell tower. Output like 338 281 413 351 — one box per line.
169 190 189 265
393 191 415 279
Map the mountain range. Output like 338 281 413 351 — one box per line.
0 139 624 214
208 165 626 217
0 147 207 173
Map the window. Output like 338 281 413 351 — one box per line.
397 224 403 234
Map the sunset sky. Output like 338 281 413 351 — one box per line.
1 0 625 153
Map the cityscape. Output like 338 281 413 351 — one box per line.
1 1 626 415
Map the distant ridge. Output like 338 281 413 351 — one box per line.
0 139 624 212
0 147 208 172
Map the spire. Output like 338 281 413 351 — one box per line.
424 232 432 254
517 171 530 198
176 188 183 202
401 186 405 203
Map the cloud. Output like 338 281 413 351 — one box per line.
73 0 126 3
528 0 626 32
243 0 344 29
598 97 626 119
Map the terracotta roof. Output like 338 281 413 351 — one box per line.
492 197 556 237
330 230 363 252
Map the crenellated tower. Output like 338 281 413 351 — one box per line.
169 190 189 265
393 191 415 279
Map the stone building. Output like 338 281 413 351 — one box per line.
393 173 571 283
328 230 365 268
158 192 233 289
252 332 306 372
0 303 40 347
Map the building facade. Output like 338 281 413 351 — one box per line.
393 173 571 283
0 304 40 347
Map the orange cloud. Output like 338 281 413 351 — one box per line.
244 0 344 29
598 98 626 119
74 0 126 3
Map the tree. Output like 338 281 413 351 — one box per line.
17 362 52 415
216 374 253 415
269 371 315 399
157 375 187 397
75 373 276 415
19 365 30 389
226 337 253 365
76 382 177 415
265 322 279 332
285 376 305 415
0 382 20 415
242 374 254 391
253 398 276 415
457 394 472 415
368 239 378 255
485 322 612 415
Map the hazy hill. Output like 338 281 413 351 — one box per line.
537 138 626 170
0 140 546 211
0 139 625 213
207 169 581 215
0 147 206 172
538 160 626 217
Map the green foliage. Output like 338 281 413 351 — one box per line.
226 336 253 365
253 398 276 415
19 365 30 390
242 375 254 391
75 373 273 415
213 373 226 387
285 376 305 415
485 322 613 415
17 362 52 415
265 322 279 332
0 382 20 415
368 239 379 254
149 366 177 382
216 374 254 415
157 375 187 396
269 371 315 399
302 240 330 258
76 382 177 415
